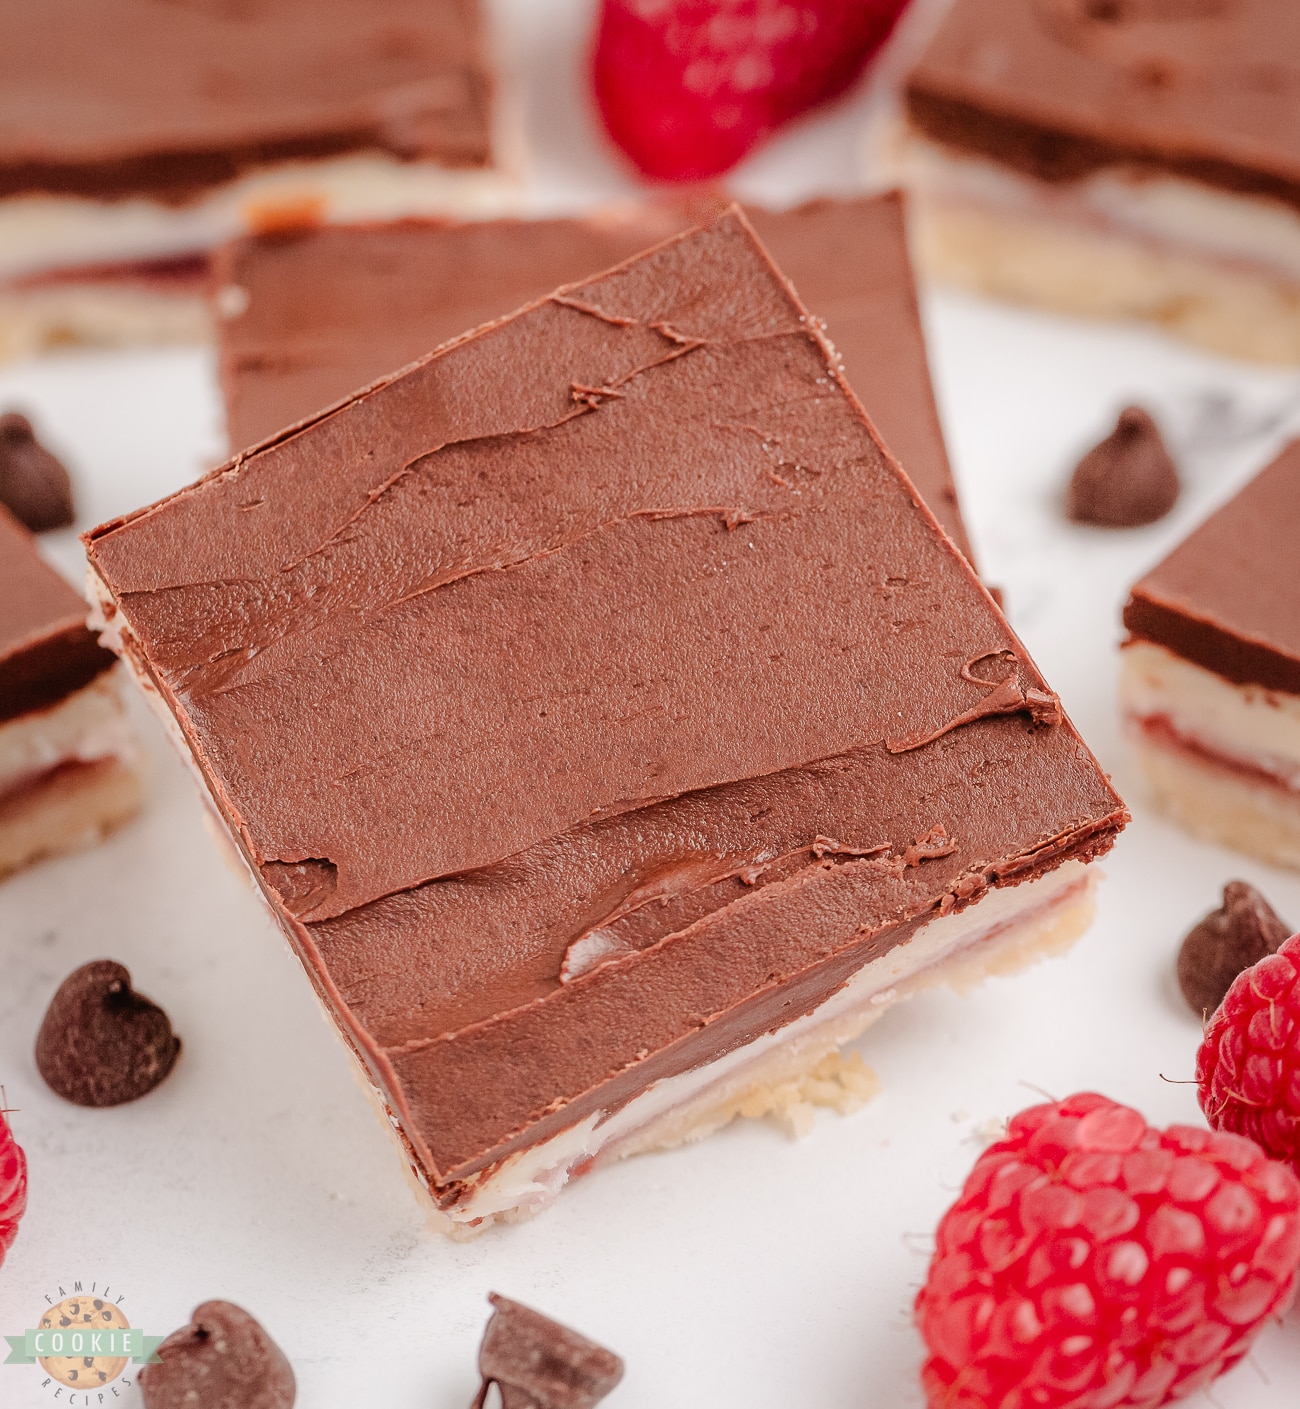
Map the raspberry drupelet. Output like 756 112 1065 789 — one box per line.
1198 930 1300 1176
915 1093 1300 1409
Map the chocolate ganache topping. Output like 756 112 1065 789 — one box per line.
87 211 1125 1197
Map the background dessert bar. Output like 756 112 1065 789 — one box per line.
216 193 973 561
899 0 1300 362
0 0 509 359
0 506 140 878
1122 439 1300 870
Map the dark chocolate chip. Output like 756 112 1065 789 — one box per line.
472 1294 624 1409
1177 880 1292 1017
141 1301 295 1409
35 960 181 1107
0 412 74 532
1066 406 1179 527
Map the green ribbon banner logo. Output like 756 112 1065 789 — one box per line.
4 1327 163 1363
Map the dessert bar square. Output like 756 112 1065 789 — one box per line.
0 507 140 878
1122 440 1300 869
899 0 1300 363
215 194 974 561
86 210 1125 1228
0 0 507 356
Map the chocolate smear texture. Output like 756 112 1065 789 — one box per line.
0 414 73 532
1068 407 1179 527
141 1301 295 1409
35 960 181 1107
1178 880 1292 1017
473 1294 623 1409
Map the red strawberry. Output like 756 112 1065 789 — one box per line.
592 0 911 182
0 1109 27 1267
915 1093 1300 1409
1198 931 1300 1174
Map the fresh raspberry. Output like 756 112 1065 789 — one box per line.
915 1092 1300 1409
1198 931 1300 1174
0 1109 27 1267
592 0 911 182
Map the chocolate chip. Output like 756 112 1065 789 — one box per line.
1177 880 1291 1017
0 412 74 532
141 1301 294 1409
1066 406 1179 527
35 960 181 1107
472 1294 624 1409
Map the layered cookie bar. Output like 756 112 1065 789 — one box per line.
215 193 974 561
86 211 1125 1229
1122 441 1300 869
0 508 140 878
899 0 1300 363
0 0 507 358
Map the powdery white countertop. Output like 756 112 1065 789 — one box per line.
4 2 1300 1405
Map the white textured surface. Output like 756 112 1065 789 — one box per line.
3 2 1300 1405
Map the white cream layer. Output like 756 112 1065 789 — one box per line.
1121 641 1300 792
0 152 521 282
0 674 137 796
441 858 1092 1227
891 134 1300 285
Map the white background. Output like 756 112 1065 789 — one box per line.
3 1 1300 1404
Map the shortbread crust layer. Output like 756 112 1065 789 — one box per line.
0 756 141 879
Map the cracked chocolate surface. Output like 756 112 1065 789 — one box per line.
87 211 1125 1194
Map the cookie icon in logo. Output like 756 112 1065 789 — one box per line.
37 1296 129 1388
